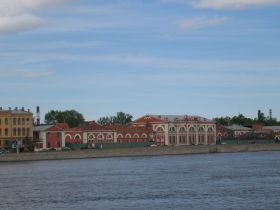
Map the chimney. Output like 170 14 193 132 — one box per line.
28 109 30 113
36 106 40 125
9 107 11 110
21 107 24 111
0 107 2 110
15 107 18 110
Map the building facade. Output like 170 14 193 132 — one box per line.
132 115 216 146
0 107 33 148
33 121 153 150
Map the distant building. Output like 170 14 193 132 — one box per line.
0 107 33 148
225 124 252 138
33 123 70 150
33 121 153 151
132 114 216 145
216 125 234 141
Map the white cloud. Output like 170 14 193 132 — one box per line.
161 0 280 9
194 0 280 9
0 0 75 35
179 17 228 30
0 69 52 79
0 14 46 35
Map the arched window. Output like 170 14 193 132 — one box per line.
179 127 185 132
156 127 164 132
189 127 195 132
169 127 176 132
88 134 94 140
65 135 71 141
133 133 139 138
198 127 204 132
125 133 131 138
74 134 81 140
107 134 113 140
117 134 123 139
208 127 214 132
97 134 104 141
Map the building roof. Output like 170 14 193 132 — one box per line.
80 121 113 131
149 114 214 123
0 107 33 115
263 126 280 131
33 125 54 132
226 124 252 131
109 125 152 133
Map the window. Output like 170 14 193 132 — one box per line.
0 129 2 136
5 128 8 136
13 128 17 136
169 127 176 132
18 128 21 136
27 128 30 137
18 118 21 125
13 118 16 125
5 118 8 125
22 118 25 125
22 128 26 136
0 118 1 125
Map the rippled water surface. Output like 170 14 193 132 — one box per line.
1 151 280 210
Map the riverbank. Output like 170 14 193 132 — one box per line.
1 144 280 162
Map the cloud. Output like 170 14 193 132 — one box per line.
0 14 46 35
193 0 280 9
179 17 228 30
161 0 280 9
0 69 52 79
0 0 75 35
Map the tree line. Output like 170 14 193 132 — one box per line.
214 110 280 127
44 109 279 128
44 110 133 127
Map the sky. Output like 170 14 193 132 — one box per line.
0 0 280 121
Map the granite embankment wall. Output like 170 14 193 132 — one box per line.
1 144 280 162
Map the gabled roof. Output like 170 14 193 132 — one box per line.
47 123 69 132
33 125 54 132
226 124 252 131
33 123 70 132
81 121 113 131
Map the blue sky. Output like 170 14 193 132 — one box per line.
0 0 280 121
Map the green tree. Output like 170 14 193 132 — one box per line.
97 112 133 125
214 116 231 125
45 110 85 128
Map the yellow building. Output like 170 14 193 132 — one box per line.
0 107 33 148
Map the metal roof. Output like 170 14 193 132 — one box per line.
33 125 54 132
263 126 280 131
226 124 252 131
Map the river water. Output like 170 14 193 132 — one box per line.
0 151 280 210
